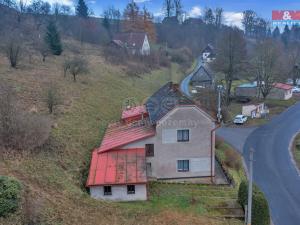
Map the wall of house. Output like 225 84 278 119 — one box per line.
268 88 292 100
122 106 215 180
90 184 147 201
141 35 150 55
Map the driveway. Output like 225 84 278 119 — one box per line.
243 102 300 225
180 58 203 97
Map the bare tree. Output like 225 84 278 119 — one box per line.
6 39 22 68
163 0 174 18
213 27 247 105
68 57 89 82
62 58 71 77
253 39 281 99
16 0 27 23
243 10 256 37
174 0 183 18
215 8 223 28
44 84 61 114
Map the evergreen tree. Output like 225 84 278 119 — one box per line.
281 25 291 47
44 20 63 56
272 26 280 39
76 0 88 18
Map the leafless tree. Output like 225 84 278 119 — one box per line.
163 0 174 18
44 84 61 114
215 8 223 28
213 27 247 105
36 40 50 62
6 39 22 68
243 10 256 36
68 57 89 82
174 0 183 18
253 39 281 99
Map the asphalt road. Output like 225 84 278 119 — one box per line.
216 127 256 154
180 58 203 97
243 102 300 225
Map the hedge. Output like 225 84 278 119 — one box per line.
238 180 270 225
0 176 22 217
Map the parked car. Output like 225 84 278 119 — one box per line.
234 115 248 125
292 86 300 93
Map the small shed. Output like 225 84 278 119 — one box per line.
235 83 258 100
268 83 293 100
242 103 269 118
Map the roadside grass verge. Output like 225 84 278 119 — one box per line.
293 133 300 170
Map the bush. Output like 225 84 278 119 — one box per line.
238 180 270 225
0 176 22 217
224 149 242 170
0 86 51 151
169 47 193 71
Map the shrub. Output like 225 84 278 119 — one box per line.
6 39 22 68
0 176 22 217
224 149 242 170
0 86 51 151
238 180 270 225
44 85 61 114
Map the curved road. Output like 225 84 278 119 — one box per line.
244 102 300 225
180 57 203 97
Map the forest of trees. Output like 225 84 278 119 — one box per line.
1 0 300 100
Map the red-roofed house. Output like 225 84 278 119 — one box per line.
87 82 216 201
268 83 293 100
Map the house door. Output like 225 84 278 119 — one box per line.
146 163 152 177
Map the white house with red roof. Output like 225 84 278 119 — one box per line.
86 82 216 201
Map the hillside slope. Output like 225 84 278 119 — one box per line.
0 40 236 225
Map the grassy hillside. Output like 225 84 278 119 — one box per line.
0 40 242 225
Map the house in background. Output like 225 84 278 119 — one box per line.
268 83 293 100
112 32 150 56
235 82 293 101
86 82 217 201
242 103 269 119
190 65 214 88
201 44 216 63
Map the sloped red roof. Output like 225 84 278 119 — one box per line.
97 120 155 153
274 83 293 90
122 106 148 121
86 148 147 187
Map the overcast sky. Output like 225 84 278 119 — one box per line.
35 0 300 28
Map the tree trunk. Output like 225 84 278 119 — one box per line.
73 73 77 82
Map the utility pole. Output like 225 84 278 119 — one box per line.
217 85 223 123
247 149 254 225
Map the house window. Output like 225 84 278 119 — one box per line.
146 144 154 157
177 130 189 142
127 185 135 194
104 186 112 196
177 160 189 172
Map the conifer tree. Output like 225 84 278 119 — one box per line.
76 0 88 18
44 20 63 56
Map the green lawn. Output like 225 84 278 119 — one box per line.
293 133 300 170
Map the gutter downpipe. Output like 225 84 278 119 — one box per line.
211 123 221 184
